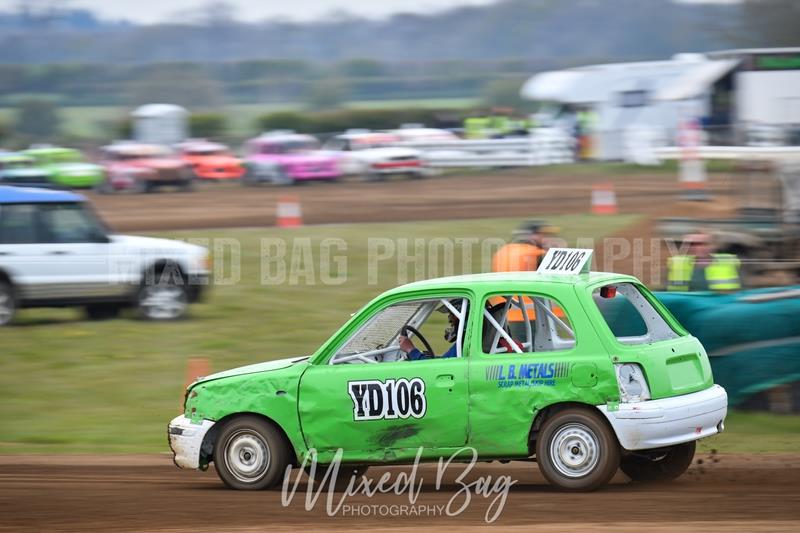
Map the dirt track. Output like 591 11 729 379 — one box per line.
87 170 736 232
1 454 798 531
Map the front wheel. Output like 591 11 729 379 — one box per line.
137 270 188 321
620 441 695 483
535 408 620 491
213 415 291 490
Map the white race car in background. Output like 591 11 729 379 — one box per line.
324 131 427 181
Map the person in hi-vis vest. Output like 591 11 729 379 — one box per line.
667 232 741 292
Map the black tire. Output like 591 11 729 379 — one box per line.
620 441 696 483
180 177 195 192
272 168 294 186
137 264 189 321
0 281 16 326
536 407 620 491
304 463 369 489
213 415 291 490
94 179 113 195
363 171 384 182
134 179 151 194
85 303 122 321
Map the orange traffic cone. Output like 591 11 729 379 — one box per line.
276 195 303 227
591 183 618 215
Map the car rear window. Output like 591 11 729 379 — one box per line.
592 282 680 345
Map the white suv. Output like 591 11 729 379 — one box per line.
0 186 210 325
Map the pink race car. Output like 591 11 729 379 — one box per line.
242 132 341 186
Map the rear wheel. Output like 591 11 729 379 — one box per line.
620 441 695 483
0 281 16 326
213 415 291 490
180 176 196 192
536 408 620 491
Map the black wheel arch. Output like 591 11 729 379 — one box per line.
140 259 188 287
527 401 618 456
201 412 298 469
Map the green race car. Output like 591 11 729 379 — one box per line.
23 146 104 189
168 249 728 491
0 152 52 187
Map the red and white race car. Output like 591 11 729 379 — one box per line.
98 142 194 193
323 131 427 181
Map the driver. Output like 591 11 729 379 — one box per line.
398 308 459 361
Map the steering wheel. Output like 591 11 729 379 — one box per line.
402 325 434 357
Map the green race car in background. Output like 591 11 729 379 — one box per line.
0 152 52 187
23 146 105 189
168 249 728 491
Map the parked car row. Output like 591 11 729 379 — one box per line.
0 128 458 193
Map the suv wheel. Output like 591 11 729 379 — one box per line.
137 269 188 320
620 441 695 483
213 415 291 490
536 408 620 491
0 281 16 326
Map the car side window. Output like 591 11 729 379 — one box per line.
592 283 680 345
38 203 105 244
0 204 38 244
481 294 575 354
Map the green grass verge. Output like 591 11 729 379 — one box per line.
698 411 800 454
0 214 637 453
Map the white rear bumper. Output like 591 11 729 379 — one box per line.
597 384 728 451
167 415 215 470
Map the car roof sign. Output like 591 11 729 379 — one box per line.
537 248 593 275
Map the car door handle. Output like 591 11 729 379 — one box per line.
0 251 11 256
436 374 455 386
48 251 71 255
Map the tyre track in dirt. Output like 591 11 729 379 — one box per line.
86 171 734 232
0 454 797 531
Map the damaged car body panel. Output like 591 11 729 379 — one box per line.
168 252 728 490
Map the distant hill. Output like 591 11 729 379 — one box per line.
0 0 740 65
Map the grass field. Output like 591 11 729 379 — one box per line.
1 213 797 455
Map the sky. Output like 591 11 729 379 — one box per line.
2 0 743 24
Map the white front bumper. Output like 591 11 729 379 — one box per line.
597 384 728 451
167 415 215 470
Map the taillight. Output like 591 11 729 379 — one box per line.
614 363 651 403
